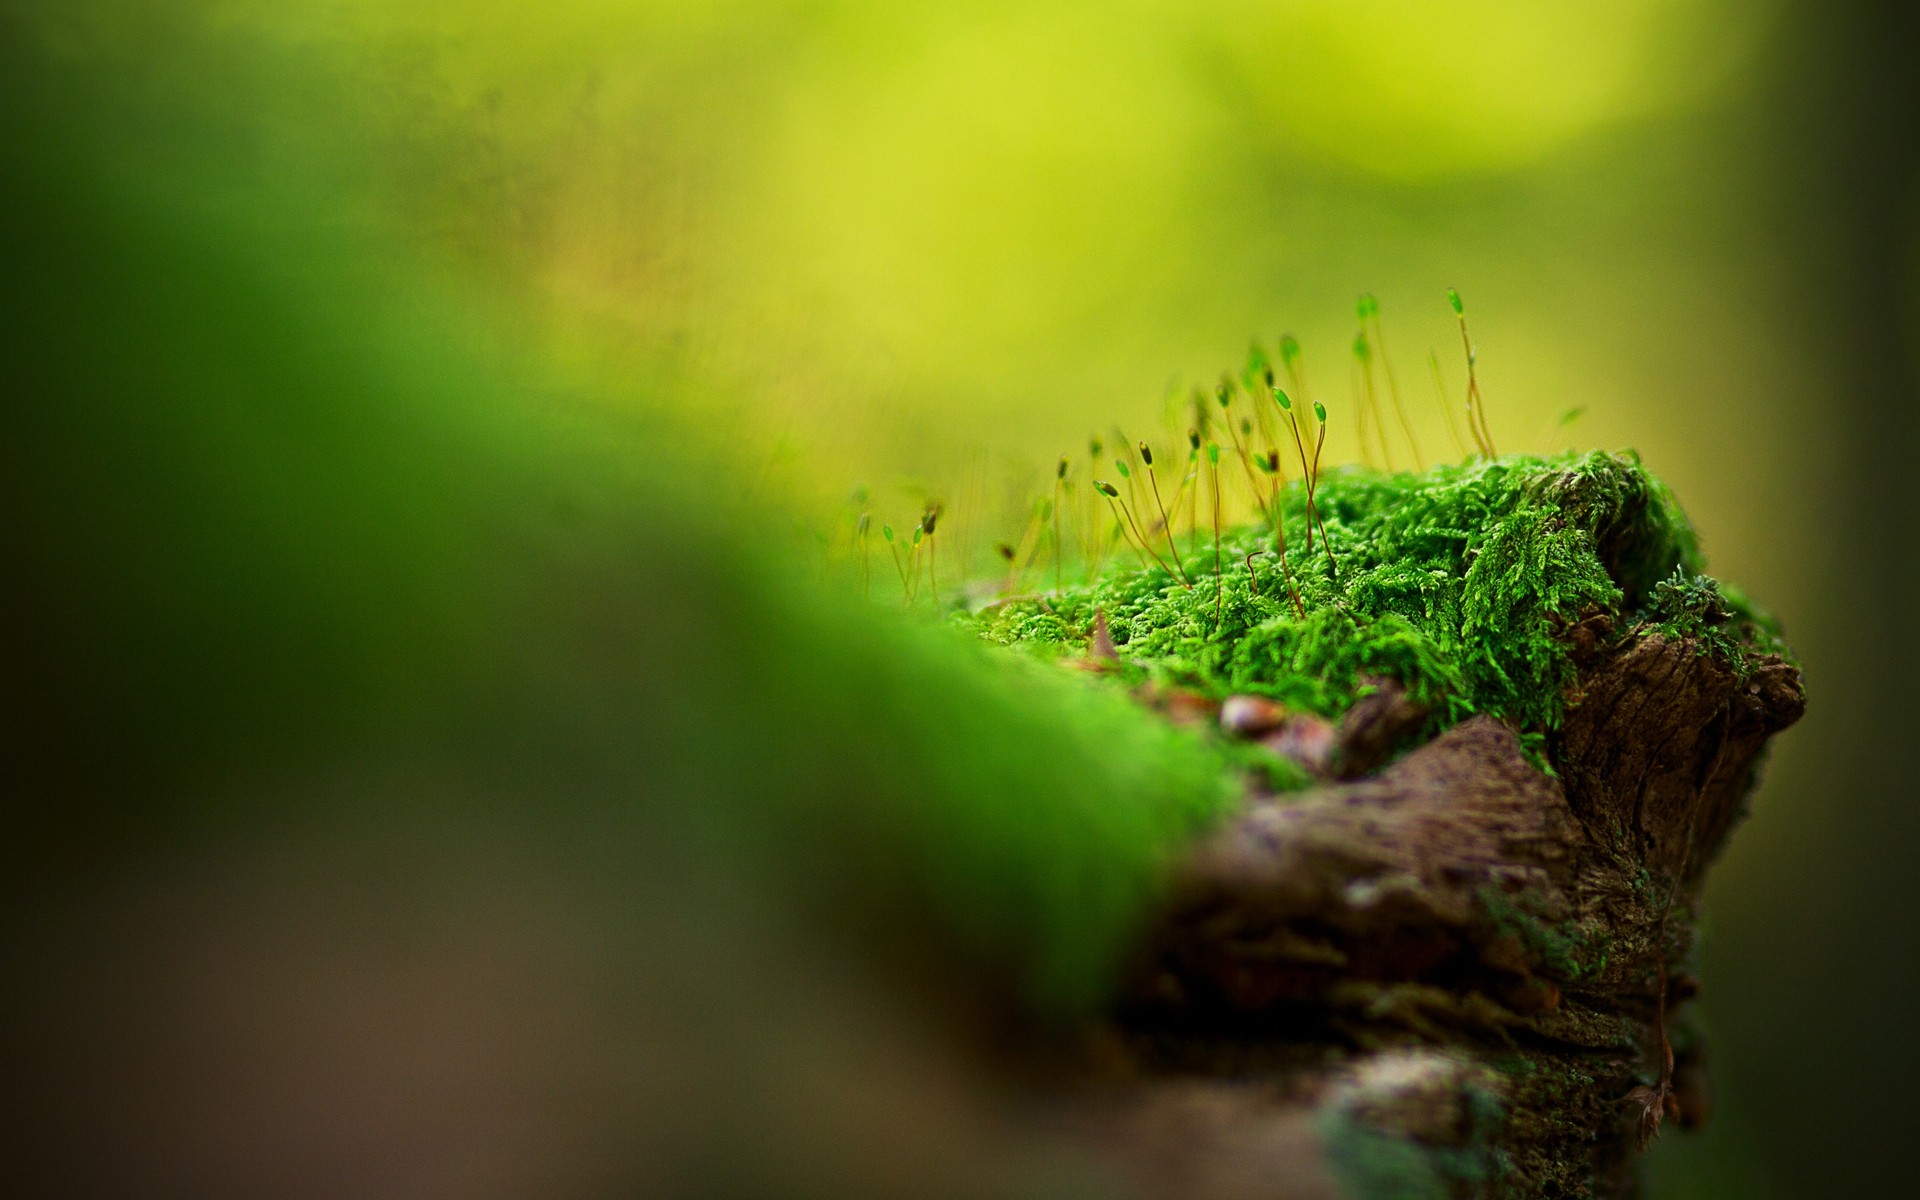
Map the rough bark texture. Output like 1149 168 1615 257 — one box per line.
1072 633 1803 1199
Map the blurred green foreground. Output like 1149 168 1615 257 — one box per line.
0 11 1267 1198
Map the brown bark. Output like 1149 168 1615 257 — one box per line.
1071 631 1804 1198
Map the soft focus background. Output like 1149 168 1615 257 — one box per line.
9 1 1918 1195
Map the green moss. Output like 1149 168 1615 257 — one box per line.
1643 567 1794 679
1318 1074 1509 1200
964 451 1780 775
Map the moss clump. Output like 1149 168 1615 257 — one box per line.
963 451 1785 774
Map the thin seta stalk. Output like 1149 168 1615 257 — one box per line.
1270 379 1332 565
1276 337 1323 553
1095 475 1190 589
1207 442 1224 624
922 502 942 607
1428 348 1471 461
1215 378 1269 520
998 495 1048 595
1160 427 1201 551
882 522 910 602
1083 435 1108 582
1256 448 1305 618
1449 288 1497 458
1185 427 1202 558
1360 293 1423 471
1137 441 1191 586
1053 456 1068 591
1352 326 1392 471
857 511 872 600
1308 399 1339 582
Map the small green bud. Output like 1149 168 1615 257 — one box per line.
1216 381 1232 408
1313 401 1327 423
1206 443 1220 465
1272 386 1292 411
1353 331 1370 362
1115 459 1130 478
1447 288 1464 316
1138 440 1154 466
1279 334 1301 368
883 524 895 542
1095 479 1119 498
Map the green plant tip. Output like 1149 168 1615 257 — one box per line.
1448 288 1465 316
1314 401 1327 422
1273 387 1292 411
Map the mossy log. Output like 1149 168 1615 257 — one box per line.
1058 624 1801 1198
4 31 1804 1192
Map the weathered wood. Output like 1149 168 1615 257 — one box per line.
1073 632 1803 1198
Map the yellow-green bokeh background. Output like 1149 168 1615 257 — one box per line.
33 1 1919 1194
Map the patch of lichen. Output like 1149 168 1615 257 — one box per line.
963 451 1782 777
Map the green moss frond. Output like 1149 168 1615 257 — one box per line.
963 451 1773 772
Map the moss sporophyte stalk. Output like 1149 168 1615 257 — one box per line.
831 296 1791 795
958 449 1792 784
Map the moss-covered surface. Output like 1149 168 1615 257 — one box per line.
962 451 1791 781
983 452 1801 1197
